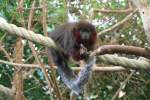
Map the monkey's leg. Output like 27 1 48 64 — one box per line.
49 48 96 95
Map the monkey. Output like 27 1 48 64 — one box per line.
47 21 97 95
49 21 97 61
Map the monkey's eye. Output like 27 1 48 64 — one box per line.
80 30 90 39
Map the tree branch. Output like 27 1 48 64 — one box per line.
98 9 137 36
91 45 150 59
94 8 133 13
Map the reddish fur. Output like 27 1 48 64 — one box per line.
74 32 81 44
89 32 97 45
71 48 81 61
72 31 97 61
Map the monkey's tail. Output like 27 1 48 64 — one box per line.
49 48 96 95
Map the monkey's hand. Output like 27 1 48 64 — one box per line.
80 52 90 61
80 44 91 61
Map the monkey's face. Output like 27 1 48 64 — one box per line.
79 29 91 40
77 21 96 40
77 21 97 50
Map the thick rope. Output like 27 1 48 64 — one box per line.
0 17 150 70
0 17 56 49
98 54 150 70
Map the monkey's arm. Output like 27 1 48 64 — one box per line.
48 23 76 54
48 48 95 95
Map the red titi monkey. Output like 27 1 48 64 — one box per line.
48 21 97 95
